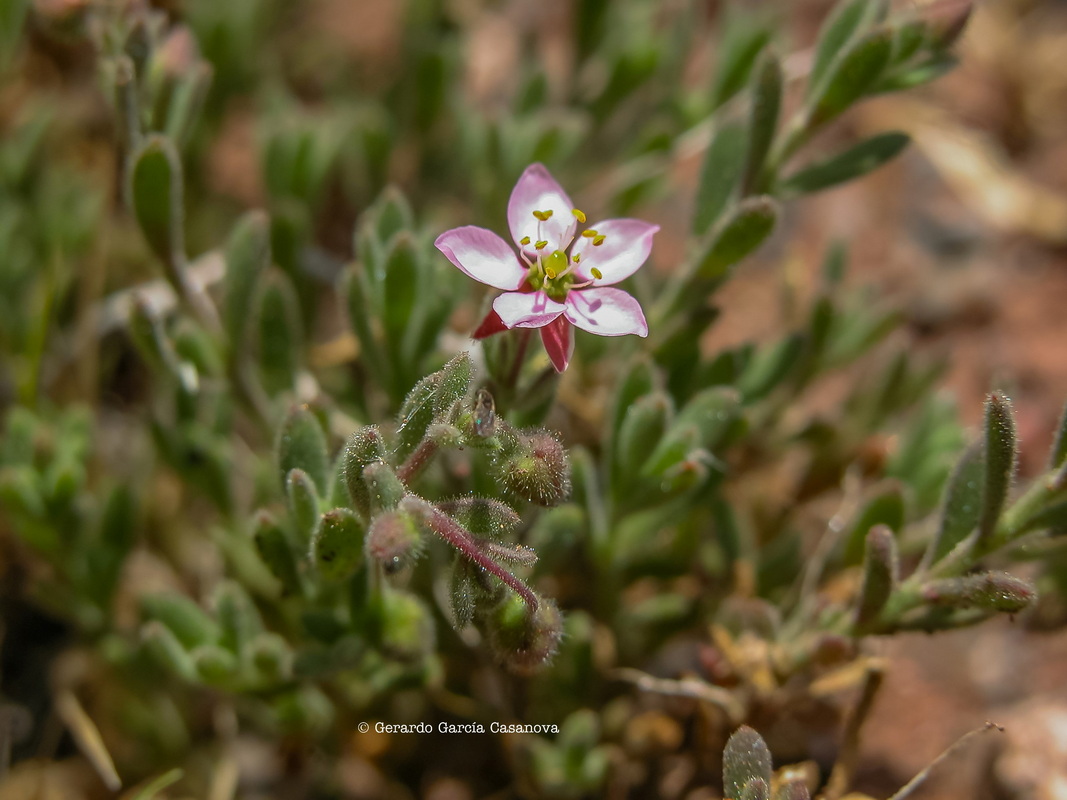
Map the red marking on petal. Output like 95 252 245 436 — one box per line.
540 316 573 372
473 309 508 339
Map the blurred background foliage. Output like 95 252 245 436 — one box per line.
2 0 1067 798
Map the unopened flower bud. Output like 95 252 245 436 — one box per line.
366 509 424 574
484 592 563 675
498 429 571 506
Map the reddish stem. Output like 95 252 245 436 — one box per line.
396 437 438 485
401 497 539 611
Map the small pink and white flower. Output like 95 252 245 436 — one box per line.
435 163 658 372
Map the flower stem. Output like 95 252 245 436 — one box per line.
401 496 539 611
396 438 438 485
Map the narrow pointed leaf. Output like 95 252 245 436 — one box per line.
928 441 983 564
693 122 748 236
695 196 778 280
978 393 1016 544
810 28 894 126
723 726 773 800
809 0 870 95
742 53 782 195
129 135 185 270
223 210 271 350
780 132 909 195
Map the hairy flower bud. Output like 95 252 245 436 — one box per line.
484 592 563 675
366 509 424 574
498 429 571 506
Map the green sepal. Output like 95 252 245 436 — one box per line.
286 467 321 544
140 594 219 650
779 132 909 195
694 196 778 280
276 404 330 495
311 507 365 582
222 210 271 351
723 725 773 800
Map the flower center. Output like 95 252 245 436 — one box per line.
521 207 607 301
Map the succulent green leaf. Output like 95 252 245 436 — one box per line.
742 52 782 195
978 393 1017 544
141 621 197 682
808 0 871 95
843 485 905 565
695 196 778 280
693 122 748 236
810 27 894 127
253 511 303 596
921 571 1036 613
434 352 473 418
1049 400 1067 469
276 405 330 495
780 132 910 195
736 334 804 403
212 580 264 656
286 468 321 544
256 269 303 395
342 426 387 520
192 644 239 686
395 373 439 461
382 232 420 355
223 210 271 350
854 524 898 628
928 440 983 564
711 15 772 109
141 594 219 650
311 508 365 581
723 725 773 800
129 135 185 270
616 393 671 479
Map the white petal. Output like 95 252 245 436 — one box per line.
564 287 648 337
570 219 658 285
435 226 526 290
493 291 566 329
507 163 576 258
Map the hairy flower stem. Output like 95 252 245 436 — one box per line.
396 438 438 485
401 497 539 611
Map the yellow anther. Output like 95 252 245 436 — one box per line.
520 236 531 245
592 234 606 246
591 267 603 280
571 208 587 223
535 240 548 250
545 267 557 279
532 209 554 221
581 229 598 238
572 253 582 263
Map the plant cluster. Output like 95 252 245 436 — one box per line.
2 0 1066 797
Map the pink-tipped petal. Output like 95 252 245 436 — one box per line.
564 287 648 337
435 226 526 290
570 219 659 285
507 164 576 258
493 290 566 329
540 316 573 372
472 309 508 339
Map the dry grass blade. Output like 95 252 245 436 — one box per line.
54 692 121 792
